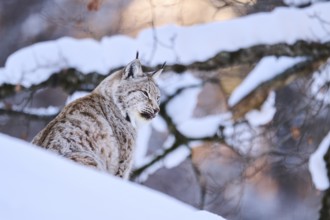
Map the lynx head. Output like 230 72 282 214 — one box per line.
110 57 164 127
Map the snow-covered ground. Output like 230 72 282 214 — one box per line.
0 133 225 220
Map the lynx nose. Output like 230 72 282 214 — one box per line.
153 107 160 114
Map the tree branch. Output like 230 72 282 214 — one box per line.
180 41 330 71
230 56 329 119
0 68 107 100
0 109 57 121
1 41 330 100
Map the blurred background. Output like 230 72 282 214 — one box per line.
1 0 330 220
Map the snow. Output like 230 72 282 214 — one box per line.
160 71 203 130
151 115 168 132
157 71 202 96
309 131 330 190
137 25 178 65
0 133 225 220
178 113 232 138
161 2 330 64
284 0 324 6
195 211 226 220
134 139 189 182
136 160 165 182
134 131 176 181
157 71 206 143
228 56 304 106
224 122 267 156
311 66 330 105
101 35 138 68
2 40 66 87
245 91 276 126
134 115 168 169
163 145 190 169
65 91 90 104
21 106 60 116
135 123 153 167
166 87 202 125
1 2 330 87
0 103 59 116
57 38 109 74
163 134 176 149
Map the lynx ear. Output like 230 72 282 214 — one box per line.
151 69 163 79
151 62 166 79
123 59 143 79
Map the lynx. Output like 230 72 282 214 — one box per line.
32 55 164 179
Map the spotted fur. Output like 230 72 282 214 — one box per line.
32 58 162 179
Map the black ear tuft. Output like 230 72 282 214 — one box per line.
151 62 166 76
136 51 139 59
126 65 134 79
161 62 166 69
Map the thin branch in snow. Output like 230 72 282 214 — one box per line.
309 12 330 35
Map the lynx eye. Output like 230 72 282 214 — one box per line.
142 91 149 98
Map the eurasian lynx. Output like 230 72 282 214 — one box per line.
32 56 163 179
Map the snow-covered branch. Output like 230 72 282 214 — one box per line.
189 41 330 71
0 108 57 121
230 55 329 119
1 2 330 88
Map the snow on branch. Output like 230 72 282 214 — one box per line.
310 63 330 105
284 0 324 7
0 108 56 121
189 41 330 71
228 56 306 107
1 2 330 89
229 55 329 119
309 131 330 190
